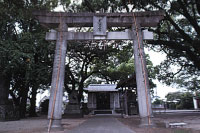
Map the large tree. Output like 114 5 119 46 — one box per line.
64 40 134 101
165 91 194 109
130 0 200 90
0 0 59 117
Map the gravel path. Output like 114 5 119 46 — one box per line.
68 115 135 133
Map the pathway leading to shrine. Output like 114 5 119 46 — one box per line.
68 115 135 133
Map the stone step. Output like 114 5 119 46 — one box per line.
94 110 112 114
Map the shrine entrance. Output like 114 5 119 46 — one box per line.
33 10 164 131
96 92 110 110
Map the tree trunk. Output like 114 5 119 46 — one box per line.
78 80 84 102
29 84 38 117
0 74 10 105
20 86 29 118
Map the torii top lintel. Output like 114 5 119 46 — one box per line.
33 10 164 28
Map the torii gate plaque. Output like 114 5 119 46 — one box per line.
33 11 164 130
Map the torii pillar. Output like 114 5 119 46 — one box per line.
132 23 153 126
47 21 67 130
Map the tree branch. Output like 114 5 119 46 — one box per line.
148 2 193 42
195 0 200 15
84 0 95 12
177 0 200 36
148 40 200 70
165 13 192 42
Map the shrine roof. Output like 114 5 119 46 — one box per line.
84 84 120 92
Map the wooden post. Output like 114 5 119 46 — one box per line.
47 22 67 130
132 24 153 125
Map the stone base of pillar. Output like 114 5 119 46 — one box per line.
139 117 155 127
47 119 64 131
0 104 20 121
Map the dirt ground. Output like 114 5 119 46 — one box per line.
0 115 88 133
118 111 200 133
1 112 200 133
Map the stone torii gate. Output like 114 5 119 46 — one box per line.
33 11 164 130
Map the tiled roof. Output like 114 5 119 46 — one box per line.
84 84 119 92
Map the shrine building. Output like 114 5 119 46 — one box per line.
84 84 121 114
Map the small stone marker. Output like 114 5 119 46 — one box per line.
166 122 187 128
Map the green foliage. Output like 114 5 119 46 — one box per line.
141 0 200 91
166 92 194 109
95 42 134 83
0 0 57 85
81 0 121 12
153 98 164 105
166 92 182 101
65 40 135 92
0 0 61 116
